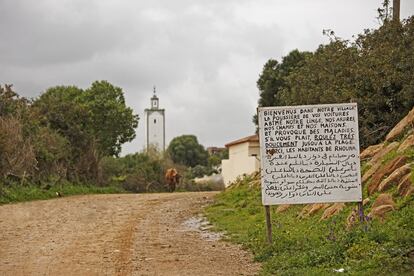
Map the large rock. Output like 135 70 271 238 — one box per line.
378 163 412 192
385 107 414 142
298 204 313 218
308 203 330 216
368 205 395 221
320 203 345 220
369 142 399 166
397 173 414 197
299 203 330 218
368 193 396 221
276 204 290 213
360 143 384 160
367 156 408 195
362 162 382 184
397 134 414 153
372 193 395 209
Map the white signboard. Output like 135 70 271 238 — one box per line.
258 103 362 205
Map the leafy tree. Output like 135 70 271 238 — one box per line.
279 19 414 147
32 85 92 159
255 16 414 148
33 81 139 158
253 50 311 126
167 135 208 167
0 84 29 119
208 149 229 168
32 81 139 182
82 81 139 157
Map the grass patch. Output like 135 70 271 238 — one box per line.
205 177 414 275
0 181 127 205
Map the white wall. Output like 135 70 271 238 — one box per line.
221 141 260 187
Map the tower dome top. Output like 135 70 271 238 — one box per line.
150 86 159 109
151 86 158 100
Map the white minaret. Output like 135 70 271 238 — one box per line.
145 86 165 151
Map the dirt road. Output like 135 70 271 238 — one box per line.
0 192 260 275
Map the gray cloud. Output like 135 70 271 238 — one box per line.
1 0 413 154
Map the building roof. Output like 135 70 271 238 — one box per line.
225 134 259 148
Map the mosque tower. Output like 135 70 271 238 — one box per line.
144 86 165 151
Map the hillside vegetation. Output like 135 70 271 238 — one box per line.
254 15 414 149
206 107 414 275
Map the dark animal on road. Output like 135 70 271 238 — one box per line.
165 168 181 192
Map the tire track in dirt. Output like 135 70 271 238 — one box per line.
0 192 260 275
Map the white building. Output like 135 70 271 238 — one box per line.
144 87 165 151
221 134 260 187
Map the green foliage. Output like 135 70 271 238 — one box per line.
205 176 414 275
186 165 216 178
0 84 30 120
167 135 208 167
253 50 311 126
82 81 139 157
32 85 92 158
33 81 139 158
208 149 228 168
0 82 138 200
30 81 139 183
101 150 173 193
0 181 126 205
255 17 414 148
32 127 71 180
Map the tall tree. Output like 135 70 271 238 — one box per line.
83 81 139 157
253 50 311 126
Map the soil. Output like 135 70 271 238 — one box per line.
0 192 260 275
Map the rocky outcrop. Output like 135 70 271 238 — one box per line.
397 173 414 197
320 203 345 220
369 142 400 165
385 107 414 142
367 156 408 195
378 163 412 192
360 143 384 160
362 162 382 184
368 205 395 221
367 193 396 221
276 204 290 213
371 193 395 209
299 203 330 218
397 133 414 152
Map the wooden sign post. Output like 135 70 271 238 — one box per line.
258 103 363 244
264 205 272 244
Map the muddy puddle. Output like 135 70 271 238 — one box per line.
182 215 224 241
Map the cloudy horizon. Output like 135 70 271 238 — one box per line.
1 0 413 155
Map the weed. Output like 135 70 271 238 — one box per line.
205 175 414 275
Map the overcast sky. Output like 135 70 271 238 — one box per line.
1 0 413 155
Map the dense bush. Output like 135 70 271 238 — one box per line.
0 82 139 200
255 17 414 148
167 135 209 167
